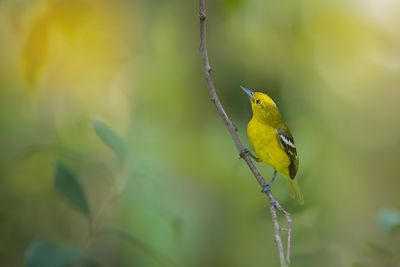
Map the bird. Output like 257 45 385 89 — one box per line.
240 86 303 204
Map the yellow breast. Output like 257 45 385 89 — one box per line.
247 118 291 177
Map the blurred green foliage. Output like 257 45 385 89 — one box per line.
91 118 127 162
378 209 400 233
26 240 83 267
54 161 91 218
0 0 400 266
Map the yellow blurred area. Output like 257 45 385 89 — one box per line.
0 0 400 266
3 0 134 134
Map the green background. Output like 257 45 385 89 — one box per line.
1 0 399 266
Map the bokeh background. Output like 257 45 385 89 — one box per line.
1 0 400 266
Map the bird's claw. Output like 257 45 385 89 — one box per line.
240 148 260 162
261 183 272 193
239 148 250 159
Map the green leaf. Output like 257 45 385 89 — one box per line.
378 208 400 233
364 241 392 259
91 118 126 161
54 161 91 218
26 240 82 267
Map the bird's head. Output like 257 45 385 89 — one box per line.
241 86 281 124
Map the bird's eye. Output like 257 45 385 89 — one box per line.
256 100 261 104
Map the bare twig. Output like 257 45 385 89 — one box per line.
267 191 286 266
274 196 293 264
198 1 292 266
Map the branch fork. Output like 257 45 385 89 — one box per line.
198 1 293 266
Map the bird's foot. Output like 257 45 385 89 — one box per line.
239 148 250 159
239 148 260 162
261 182 273 193
261 170 277 193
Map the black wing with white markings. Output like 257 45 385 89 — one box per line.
276 128 298 179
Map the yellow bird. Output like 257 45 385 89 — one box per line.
241 86 303 204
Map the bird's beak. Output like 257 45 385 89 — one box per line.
241 86 255 102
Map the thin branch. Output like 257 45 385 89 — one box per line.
267 191 286 266
275 198 293 264
198 1 292 266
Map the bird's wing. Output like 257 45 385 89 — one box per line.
276 128 298 179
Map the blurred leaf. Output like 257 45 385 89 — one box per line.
100 226 175 266
54 161 91 218
378 208 400 233
22 16 50 88
91 118 126 161
25 240 82 267
364 241 392 259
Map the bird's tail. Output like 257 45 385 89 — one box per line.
286 178 304 205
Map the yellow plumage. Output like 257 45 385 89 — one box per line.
242 87 303 204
